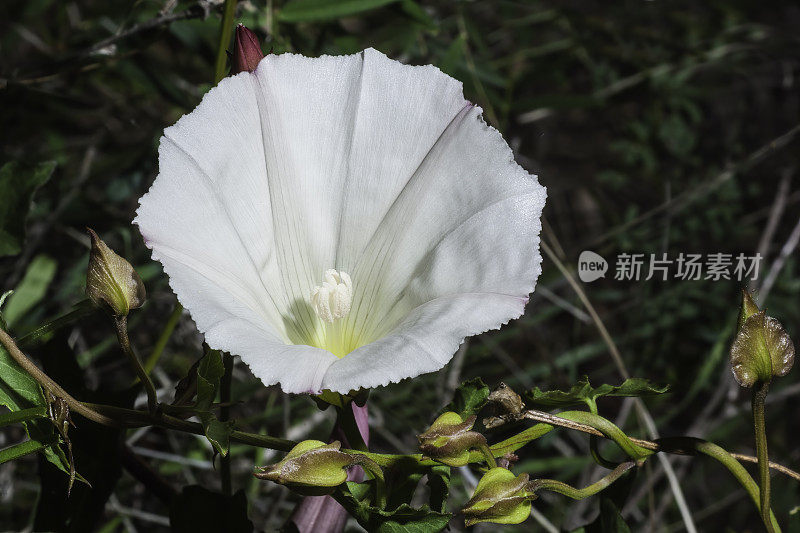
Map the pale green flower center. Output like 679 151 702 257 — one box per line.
309 269 357 358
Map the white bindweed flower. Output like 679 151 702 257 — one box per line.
134 49 546 394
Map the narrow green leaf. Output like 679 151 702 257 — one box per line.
3 254 58 328
337 482 451 532
196 351 222 411
346 480 372 503
198 413 233 457
194 350 231 456
601 378 670 398
400 0 436 29
0 344 48 415
0 344 79 480
525 376 668 409
17 299 96 347
0 405 47 428
0 438 53 464
374 505 451 533
0 161 56 257
0 291 12 308
438 35 465 77
0 290 12 330
196 350 224 409
278 0 399 23
441 378 490 419
172 357 200 406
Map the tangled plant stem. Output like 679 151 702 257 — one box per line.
0 325 793 529
528 461 638 500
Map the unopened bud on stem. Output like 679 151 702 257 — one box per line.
86 229 145 317
231 24 264 74
255 440 383 500
418 412 495 467
729 290 794 387
462 467 535 526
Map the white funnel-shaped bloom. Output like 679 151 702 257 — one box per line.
135 49 546 394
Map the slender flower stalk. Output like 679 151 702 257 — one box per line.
114 316 158 414
220 352 234 495
527 461 637 499
690 439 781 532
752 381 773 533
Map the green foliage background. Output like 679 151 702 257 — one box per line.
1 0 799 531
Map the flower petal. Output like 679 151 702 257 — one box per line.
323 191 544 392
135 70 339 393
246 52 366 341
317 52 544 390
331 49 469 273
339 103 545 358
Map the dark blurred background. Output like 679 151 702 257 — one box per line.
1 0 799 531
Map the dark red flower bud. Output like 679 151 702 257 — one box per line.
231 24 264 74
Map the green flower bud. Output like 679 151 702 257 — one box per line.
86 229 145 317
729 290 794 387
462 467 534 527
254 440 355 495
418 412 487 467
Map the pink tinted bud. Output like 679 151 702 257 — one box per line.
231 24 264 74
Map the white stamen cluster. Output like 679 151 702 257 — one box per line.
310 269 353 324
